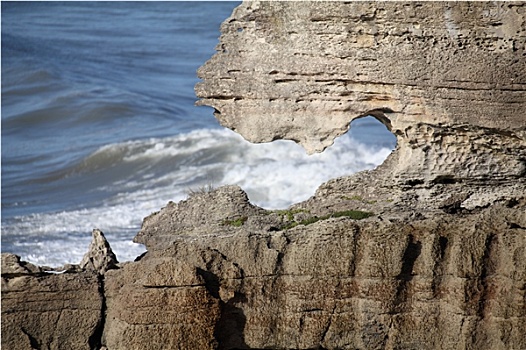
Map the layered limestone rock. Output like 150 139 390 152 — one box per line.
2 1 526 349
1 229 120 350
195 1 526 186
1 254 104 350
103 187 526 350
102 256 222 349
191 1 526 348
3 187 525 349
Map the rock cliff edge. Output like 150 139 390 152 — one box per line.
2 2 525 349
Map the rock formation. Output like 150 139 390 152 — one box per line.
106 188 524 350
80 229 119 274
2 1 526 349
1 254 103 350
196 1 525 154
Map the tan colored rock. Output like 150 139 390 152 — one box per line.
104 187 526 349
1 254 103 350
102 256 223 350
80 228 119 274
1 252 44 275
134 185 267 250
197 2 525 151
196 1 526 187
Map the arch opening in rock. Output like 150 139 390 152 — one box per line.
354 109 394 132
340 114 397 157
221 114 398 209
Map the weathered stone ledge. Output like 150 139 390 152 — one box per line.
3 184 525 349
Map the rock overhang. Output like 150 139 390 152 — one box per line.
195 1 526 188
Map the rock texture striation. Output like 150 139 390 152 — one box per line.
196 1 525 154
104 188 525 350
2 2 526 349
1 254 104 350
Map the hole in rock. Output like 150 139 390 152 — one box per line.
346 115 397 152
215 115 398 209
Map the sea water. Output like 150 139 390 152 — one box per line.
1 2 397 267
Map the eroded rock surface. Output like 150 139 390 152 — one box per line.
1 254 104 350
196 1 525 152
195 1 526 190
101 187 526 350
2 2 526 349
102 257 222 349
80 229 119 274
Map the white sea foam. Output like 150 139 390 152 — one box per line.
4 126 395 267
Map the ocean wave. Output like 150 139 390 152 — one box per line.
69 127 393 200
2 126 395 266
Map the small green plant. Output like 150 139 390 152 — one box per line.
186 183 216 197
331 210 374 220
222 216 247 227
298 216 321 225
